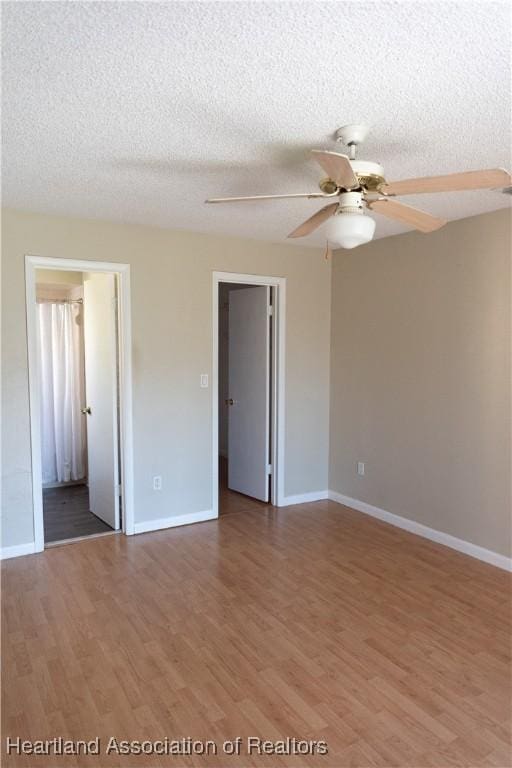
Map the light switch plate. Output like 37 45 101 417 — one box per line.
200 374 209 388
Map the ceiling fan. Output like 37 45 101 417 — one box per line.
206 125 511 251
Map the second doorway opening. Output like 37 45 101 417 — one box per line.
218 282 275 515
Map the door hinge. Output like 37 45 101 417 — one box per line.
267 464 272 475
268 305 273 316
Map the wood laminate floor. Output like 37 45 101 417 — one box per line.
2 500 511 767
43 484 113 543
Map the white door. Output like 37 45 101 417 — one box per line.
228 285 271 501
83 273 120 529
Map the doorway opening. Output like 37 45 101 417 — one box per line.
35 269 121 544
26 256 134 552
212 272 286 517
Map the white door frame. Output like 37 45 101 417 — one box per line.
25 255 135 551
212 271 286 515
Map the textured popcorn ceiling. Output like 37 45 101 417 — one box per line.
2 1 511 247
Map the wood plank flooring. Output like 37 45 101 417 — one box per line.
43 484 113 543
2 499 511 767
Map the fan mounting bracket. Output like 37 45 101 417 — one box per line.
336 124 370 148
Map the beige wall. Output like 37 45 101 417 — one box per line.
329 209 511 557
1 208 331 547
3 206 510 558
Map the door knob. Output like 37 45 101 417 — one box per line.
81 406 92 415
225 398 234 406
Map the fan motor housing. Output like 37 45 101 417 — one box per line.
351 160 386 191
319 159 385 193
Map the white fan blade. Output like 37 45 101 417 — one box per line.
368 198 447 232
311 150 358 189
206 191 334 203
382 168 512 196
287 203 339 238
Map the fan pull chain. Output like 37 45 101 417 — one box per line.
324 241 332 260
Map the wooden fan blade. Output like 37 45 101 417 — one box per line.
368 199 447 232
287 203 339 238
382 168 512 196
206 191 332 203
311 150 358 189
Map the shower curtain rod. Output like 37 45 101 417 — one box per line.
36 298 83 304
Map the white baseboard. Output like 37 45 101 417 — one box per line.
134 509 217 535
280 490 329 507
5 497 508 573
1 541 37 560
328 490 512 572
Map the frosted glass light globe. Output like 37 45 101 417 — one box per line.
326 213 376 249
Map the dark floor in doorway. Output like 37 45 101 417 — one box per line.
218 456 272 516
43 484 113 543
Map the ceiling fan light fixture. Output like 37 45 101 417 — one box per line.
326 210 376 249
206 124 512 243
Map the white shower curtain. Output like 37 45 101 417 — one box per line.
38 302 87 484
